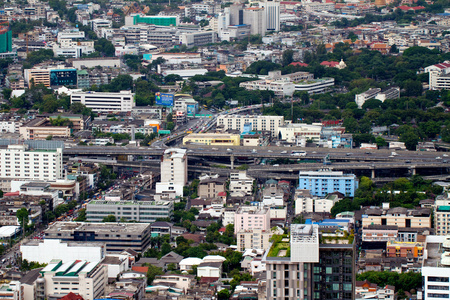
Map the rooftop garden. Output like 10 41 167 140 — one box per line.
268 234 290 257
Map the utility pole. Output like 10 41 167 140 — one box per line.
291 96 294 122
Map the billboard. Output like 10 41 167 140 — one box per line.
50 69 77 87
155 93 174 106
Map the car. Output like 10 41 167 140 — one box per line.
187 150 193 153
252 149 257 153
227 148 232 152
312 151 317 154
212 148 218 151
273 164 280 167
391 152 398 156
281 150 287 154
365 152 372 155
268 150 273 153
443 154 449 157
346 153 352 156
389 155 394 158
436 157 442 160
405 160 411 163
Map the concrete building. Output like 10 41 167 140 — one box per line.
44 222 151 253
70 91 135 112
375 87 400 102
234 206 271 234
386 240 423 258
156 148 187 197
179 31 217 48
262 0 280 32
217 115 284 137
229 171 255 196
86 200 174 223
298 169 359 197
182 133 240 146
20 239 105 264
237 228 278 252
362 206 432 229
263 224 355 300
239 78 295 96
243 7 266 36
425 62 450 90
197 176 226 199
278 123 322 143
422 235 450 300
40 259 107 300
295 189 314 215
355 88 382 109
19 118 72 140
294 77 335 94
0 143 63 183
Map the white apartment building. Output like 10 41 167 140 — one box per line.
41 259 107 300
237 229 275 252
223 208 237 227
20 239 105 264
156 148 187 197
0 120 18 133
243 7 266 36
217 115 284 137
422 235 450 300
355 88 382 109
234 206 271 234
262 0 280 32
0 144 63 183
229 171 255 196
57 29 85 43
278 123 322 143
91 19 112 36
179 31 217 48
71 91 135 112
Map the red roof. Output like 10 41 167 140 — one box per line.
320 61 339 67
290 62 308 67
58 292 84 300
4 191 19 197
132 266 149 274
218 227 226 232
433 63 450 69
217 191 227 196
397 5 425 10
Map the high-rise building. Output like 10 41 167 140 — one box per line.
216 115 284 137
243 7 266 36
263 224 355 300
262 0 280 32
0 144 63 182
422 235 450 300
156 148 188 197
229 4 244 25
0 26 12 53
298 169 359 197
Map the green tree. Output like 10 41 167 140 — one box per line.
102 215 117 222
217 289 230 300
146 264 164 285
75 209 87 221
282 49 294 66
16 208 29 229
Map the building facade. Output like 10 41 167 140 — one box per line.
70 91 135 112
234 206 271 234
217 115 284 137
298 169 358 197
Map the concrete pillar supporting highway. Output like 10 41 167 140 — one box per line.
231 154 235 169
113 166 118 173
371 168 375 179
410 167 416 175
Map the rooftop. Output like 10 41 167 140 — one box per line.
45 222 150 234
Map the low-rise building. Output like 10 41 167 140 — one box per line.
234 206 270 234
236 228 281 252
71 91 135 112
183 133 240 146
362 206 432 229
229 171 255 197
278 123 322 143
198 176 227 199
298 168 358 197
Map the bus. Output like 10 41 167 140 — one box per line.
291 151 307 157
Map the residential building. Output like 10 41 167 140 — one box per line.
243 8 266 36
0 143 63 183
386 241 424 258
362 206 432 228
422 235 450 300
237 228 279 252
156 148 187 197
0 27 12 53
197 261 222 279
298 169 359 197
44 222 151 253
86 200 173 223
198 176 226 199
355 280 395 300
223 207 237 227
183 133 240 146
20 239 105 264
234 206 271 234
295 189 314 214
263 224 355 300
229 171 255 197
435 193 450 235
425 61 450 90
293 77 335 94
217 115 284 137
70 91 135 112
40 259 107 300
153 274 194 292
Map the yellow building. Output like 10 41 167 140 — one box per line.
182 133 240 146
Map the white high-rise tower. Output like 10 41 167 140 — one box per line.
262 0 280 32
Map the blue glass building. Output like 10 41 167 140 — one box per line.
298 169 358 197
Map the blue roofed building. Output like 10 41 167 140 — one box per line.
298 168 358 197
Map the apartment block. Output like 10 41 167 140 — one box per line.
44 222 151 253
86 200 174 223
156 148 187 197
422 235 450 300
217 115 284 137
362 206 432 228
298 169 358 197
234 206 270 234
237 228 278 252
229 171 255 196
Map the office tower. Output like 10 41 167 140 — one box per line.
262 0 280 32
229 3 244 25
243 7 266 36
